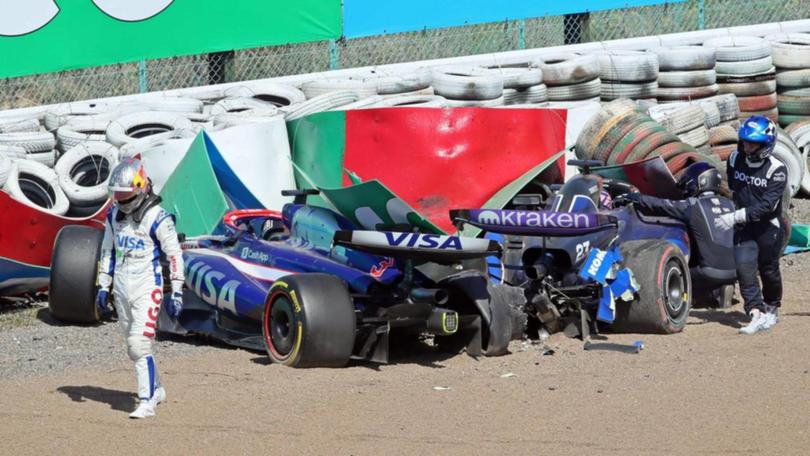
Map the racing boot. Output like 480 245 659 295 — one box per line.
129 400 156 419
760 305 779 330
739 309 766 335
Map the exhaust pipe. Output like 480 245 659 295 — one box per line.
409 288 449 306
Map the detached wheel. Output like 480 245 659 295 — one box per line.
262 273 356 368
48 225 104 323
614 240 692 334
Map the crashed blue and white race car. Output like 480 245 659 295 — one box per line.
48 190 523 367
452 160 696 338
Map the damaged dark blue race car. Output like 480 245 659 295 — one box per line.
452 159 704 339
49 189 524 367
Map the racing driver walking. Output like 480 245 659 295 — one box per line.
96 157 185 418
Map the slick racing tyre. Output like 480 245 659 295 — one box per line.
263 274 356 368
613 240 692 334
49 225 104 324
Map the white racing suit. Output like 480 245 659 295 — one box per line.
97 202 184 402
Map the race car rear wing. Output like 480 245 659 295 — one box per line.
450 209 618 237
333 230 502 263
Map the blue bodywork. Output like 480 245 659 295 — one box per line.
159 202 503 360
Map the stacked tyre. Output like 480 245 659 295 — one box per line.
767 33 810 127
431 66 505 107
488 65 547 106
647 104 711 155
541 54 601 103
596 51 658 102
785 120 810 195
653 46 718 103
704 36 777 123
574 99 709 177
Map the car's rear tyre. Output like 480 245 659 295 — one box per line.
49 225 104 323
262 274 356 368
614 240 692 334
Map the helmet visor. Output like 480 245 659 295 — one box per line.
111 189 138 203
741 140 766 157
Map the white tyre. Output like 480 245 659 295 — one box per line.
55 142 119 205
547 78 601 101
766 33 810 70
652 46 716 71
210 97 278 116
488 66 543 89
595 50 658 82
56 118 110 152
3 159 69 215
657 69 717 88
44 101 111 131
703 36 771 62
431 66 504 100
0 131 56 153
0 118 40 134
541 53 599 86
105 112 194 147
301 78 378 100
223 83 307 107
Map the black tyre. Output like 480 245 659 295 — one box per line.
48 225 104 323
262 273 356 368
614 240 692 334
485 284 526 356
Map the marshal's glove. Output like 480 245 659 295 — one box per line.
715 209 746 231
96 289 112 318
612 192 641 207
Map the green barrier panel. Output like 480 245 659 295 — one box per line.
0 1 341 78
789 224 810 248
288 111 347 208
159 133 229 236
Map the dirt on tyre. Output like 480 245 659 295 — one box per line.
262 273 356 368
48 225 104 324
613 240 692 334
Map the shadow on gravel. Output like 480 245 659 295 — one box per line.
57 386 137 412
688 309 747 329
248 338 458 370
34 308 105 328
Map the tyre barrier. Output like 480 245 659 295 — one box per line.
0 117 40 134
431 66 504 102
653 46 717 103
105 111 194 147
300 78 379 100
596 51 659 101
43 101 112 132
2 158 69 216
785 120 810 195
223 82 307 107
574 98 715 175
55 142 119 206
281 90 361 121
767 33 810 127
56 117 110 152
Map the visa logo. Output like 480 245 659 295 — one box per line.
384 232 462 250
185 259 240 314
116 235 145 250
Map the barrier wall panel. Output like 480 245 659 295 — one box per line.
344 0 687 37
0 1 341 78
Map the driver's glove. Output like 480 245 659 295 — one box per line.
613 192 641 207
